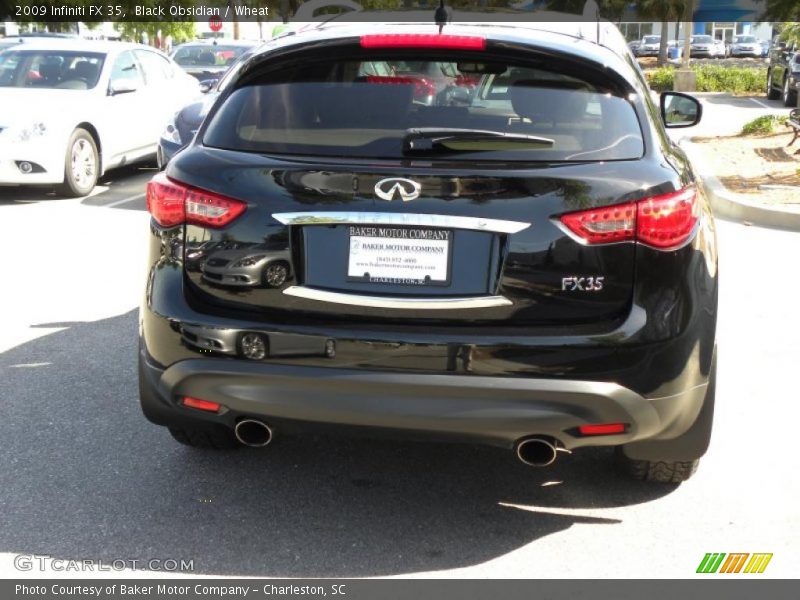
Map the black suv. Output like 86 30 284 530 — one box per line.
139 21 717 483
767 40 800 106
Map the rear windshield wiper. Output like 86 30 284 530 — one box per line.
402 128 554 154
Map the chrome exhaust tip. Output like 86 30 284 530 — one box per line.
234 419 273 448
515 436 558 467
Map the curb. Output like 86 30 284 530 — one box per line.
680 140 800 231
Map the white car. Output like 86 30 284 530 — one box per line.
0 40 199 196
690 35 725 58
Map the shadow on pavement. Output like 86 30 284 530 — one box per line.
0 162 155 206
0 310 677 577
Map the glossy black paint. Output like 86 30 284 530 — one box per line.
767 46 800 105
139 23 718 456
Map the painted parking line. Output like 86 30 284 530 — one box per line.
749 97 773 109
104 192 146 208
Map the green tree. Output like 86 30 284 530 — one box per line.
761 0 800 21
115 22 196 45
777 23 800 46
638 0 686 66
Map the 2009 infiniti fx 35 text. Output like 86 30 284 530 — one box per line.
139 19 716 483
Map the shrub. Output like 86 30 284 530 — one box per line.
647 67 674 92
694 65 767 93
741 114 784 135
644 65 767 94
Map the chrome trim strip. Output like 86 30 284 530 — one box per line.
283 286 512 310
272 212 531 234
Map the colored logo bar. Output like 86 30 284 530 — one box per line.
697 553 773 573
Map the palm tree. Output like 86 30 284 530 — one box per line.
638 0 686 66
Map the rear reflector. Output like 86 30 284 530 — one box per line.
578 423 626 436
559 187 698 250
146 171 246 229
181 396 221 412
360 34 486 50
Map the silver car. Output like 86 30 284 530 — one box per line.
730 35 762 57
690 35 723 58
201 245 292 288
636 35 661 57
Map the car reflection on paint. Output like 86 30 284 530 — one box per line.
200 243 292 288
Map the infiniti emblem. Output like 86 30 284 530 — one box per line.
374 178 422 202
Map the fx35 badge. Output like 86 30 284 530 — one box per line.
562 276 604 291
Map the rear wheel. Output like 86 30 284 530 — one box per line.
168 426 239 449
57 128 98 197
617 353 716 483
766 70 780 100
782 76 796 107
616 453 698 483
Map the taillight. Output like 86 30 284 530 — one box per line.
146 172 246 229
360 34 486 50
560 202 636 245
558 187 698 250
636 187 697 249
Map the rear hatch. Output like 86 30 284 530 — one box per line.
171 35 662 326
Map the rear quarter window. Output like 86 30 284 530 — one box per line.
203 58 644 163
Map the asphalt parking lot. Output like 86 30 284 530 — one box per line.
0 94 798 579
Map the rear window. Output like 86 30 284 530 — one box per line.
203 58 644 163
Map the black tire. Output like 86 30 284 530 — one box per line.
616 454 698 483
782 76 796 107
168 426 239 450
766 70 780 100
617 351 716 483
57 128 99 197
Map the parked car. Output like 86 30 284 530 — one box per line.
201 243 293 288
760 39 771 58
690 35 723 58
627 40 641 56
0 32 74 52
767 43 800 106
730 35 763 57
140 19 717 483
636 34 661 57
158 44 264 168
0 39 199 196
0 39 20 52
170 39 258 87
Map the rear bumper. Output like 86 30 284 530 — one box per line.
140 350 708 450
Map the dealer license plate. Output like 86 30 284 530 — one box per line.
347 225 451 286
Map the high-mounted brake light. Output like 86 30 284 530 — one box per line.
558 187 698 250
360 34 486 50
146 172 246 229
